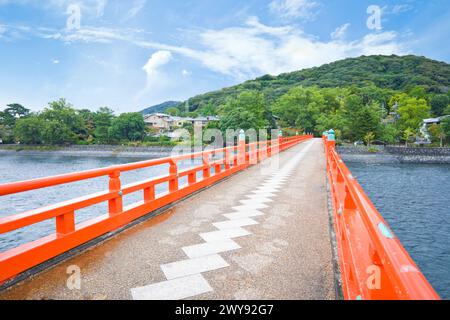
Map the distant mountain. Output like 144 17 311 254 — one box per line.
174 55 450 112
141 101 181 115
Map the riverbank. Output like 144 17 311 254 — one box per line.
0 144 176 158
337 146 450 164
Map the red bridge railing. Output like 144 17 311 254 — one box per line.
323 137 440 300
0 135 312 285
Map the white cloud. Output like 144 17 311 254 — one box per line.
4 15 408 81
124 0 146 20
331 23 350 40
382 4 413 15
43 17 407 80
96 0 108 17
182 69 191 77
158 17 406 79
41 26 144 44
137 50 173 99
0 0 109 17
143 50 172 77
269 0 319 20
52 59 60 64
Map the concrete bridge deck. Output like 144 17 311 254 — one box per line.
0 139 336 300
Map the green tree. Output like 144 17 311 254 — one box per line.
315 112 346 137
166 107 180 116
344 95 381 141
109 112 146 142
430 94 449 116
408 86 428 100
0 124 13 143
41 99 87 143
42 121 73 145
378 123 399 144
219 91 268 131
13 116 45 144
200 103 217 116
428 124 445 147
402 128 416 147
441 118 450 145
79 109 96 140
93 107 115 144
364 132 376 147
0 103 30 126
396 94 430 132
273 86 325 133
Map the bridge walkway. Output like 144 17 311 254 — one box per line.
0 139 336 300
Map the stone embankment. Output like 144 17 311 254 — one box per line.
0 144 176 158
337 146 450 164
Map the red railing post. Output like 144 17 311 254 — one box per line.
108 171 123 216
144 185 155 203
238 130 246 166
169 161 179 193
225 148 231 170
56 211 75 236
278 130 283 153
203 153 211 178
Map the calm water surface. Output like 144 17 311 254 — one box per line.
0 154 204 253
347 161 450 299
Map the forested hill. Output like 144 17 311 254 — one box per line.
178 55 450 112
141 101 180 115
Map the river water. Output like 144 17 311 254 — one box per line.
346 161 450 299
0 154 207 254
0 154 449 298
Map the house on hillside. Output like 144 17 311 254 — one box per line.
191 116 220 127
144 113 220 133
418 115 450 144
143 113 172 130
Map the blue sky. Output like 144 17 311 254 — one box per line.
0 0 449 113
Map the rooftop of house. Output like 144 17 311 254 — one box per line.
144 113 220 123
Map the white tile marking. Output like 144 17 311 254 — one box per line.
245 195 274 203
238 199 270 207
131 274 213 300
232 205 267 211
182 240 241 259
130 140 316 300
251 190 276 195
200 227 252 242
213 218 259 230
223 211 264 220
161 254 229 280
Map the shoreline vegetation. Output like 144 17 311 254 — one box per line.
1 56 450 150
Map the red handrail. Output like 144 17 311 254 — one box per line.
0 135 312 285
323 137 440 300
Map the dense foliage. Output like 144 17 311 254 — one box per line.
212 84 450 145
2 55 450 147
171 55 450 116
0 99 147 145
141 101 180 115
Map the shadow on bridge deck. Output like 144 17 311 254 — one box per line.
0 139 337 300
